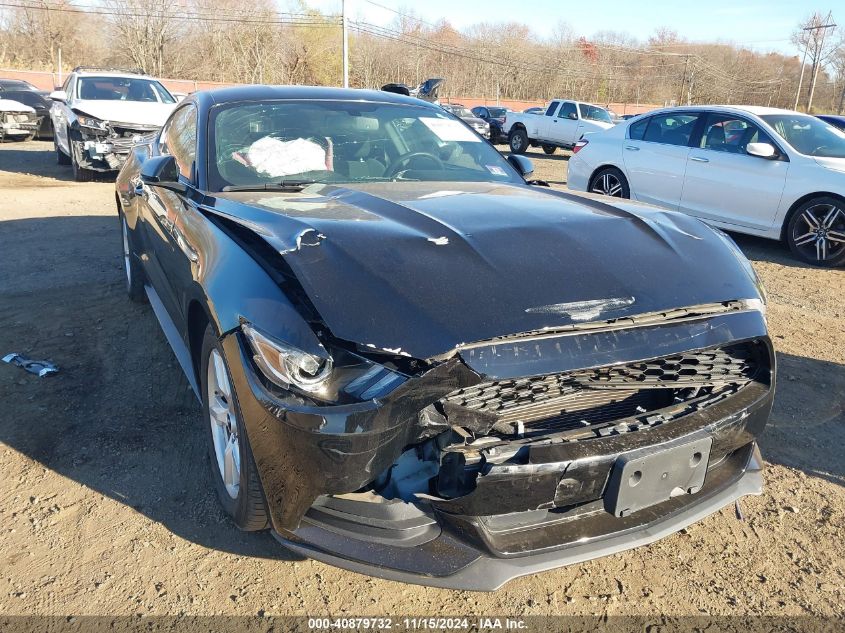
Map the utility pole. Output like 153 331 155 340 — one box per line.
807 14 836 112
794 14 836 111
342 0 349 88
793 45 809 110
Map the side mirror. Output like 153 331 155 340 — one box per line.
49 90 67 102
746 142 776 159
507 154 534 178
141 155 186 193
567 112 578 120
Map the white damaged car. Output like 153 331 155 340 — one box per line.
50 67 177 181
0 98 40 142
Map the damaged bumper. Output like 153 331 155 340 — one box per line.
73 121 158 171
0 112 39 140
223 305 773 589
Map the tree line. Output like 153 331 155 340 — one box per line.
1 0 843 113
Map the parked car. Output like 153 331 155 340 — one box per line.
50 66 178 181
816 114 845 131
0 78 40 91
441 103 490 139
471 105 513 144
116 85 773 590
568 105 845 267
0 98 40 142
0 89 53 138
504 100 615 154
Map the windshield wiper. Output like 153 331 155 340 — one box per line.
221 179 320 192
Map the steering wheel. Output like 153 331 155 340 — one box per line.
385 151 444 179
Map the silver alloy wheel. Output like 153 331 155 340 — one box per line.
511 132 525 152
207 348 240 499
121 218 131 286
791 203 845 262
591 172 624 197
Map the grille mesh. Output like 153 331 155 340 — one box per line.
442 344 758 434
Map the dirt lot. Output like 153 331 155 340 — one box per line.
0 141 843 621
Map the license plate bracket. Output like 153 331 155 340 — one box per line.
604 436 712 518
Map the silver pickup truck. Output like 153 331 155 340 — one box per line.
503 100 615 154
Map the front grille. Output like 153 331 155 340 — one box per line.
441 343 761 437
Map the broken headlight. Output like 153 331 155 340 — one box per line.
76 115 108 132
242 323 333 393
241 323 407 403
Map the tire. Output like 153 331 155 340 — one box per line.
200 324 269 531
542 144 557 155
68 128 95 181
589 166 630 198
508 128 529 154
55 135 71 165
119 212 147 303
785 196 845 267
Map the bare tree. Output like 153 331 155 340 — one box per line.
792 11 838 112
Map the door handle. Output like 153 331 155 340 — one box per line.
690 156 709 163
625 145 639 151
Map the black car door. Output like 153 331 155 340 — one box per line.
135 103 199 331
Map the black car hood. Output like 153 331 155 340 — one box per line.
210 182 760 359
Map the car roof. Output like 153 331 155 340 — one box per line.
196 84 443 109
73 70 151 79
637 104 803 118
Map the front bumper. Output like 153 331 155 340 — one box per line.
275 444 763 590
222 308 773 589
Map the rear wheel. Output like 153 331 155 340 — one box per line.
508 128 529 154
786 196 845 267
542 144 557 155
201 325 269 531
590 167 630 198
68 128 95 181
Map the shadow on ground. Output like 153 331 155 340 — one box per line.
0 214 842 566
0 214 297 561
0 140 113 182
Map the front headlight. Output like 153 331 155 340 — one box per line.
241 323 407 403
242 323 332 393
76 115 108 131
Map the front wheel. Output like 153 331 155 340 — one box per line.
542 144 557 155
55 135 71 165
589 167 630 198
508 128 529 154
119 213 147 303
785 196 845 267
68 128 95 182
201 325 269 531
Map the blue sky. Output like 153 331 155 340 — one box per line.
301 0 836 56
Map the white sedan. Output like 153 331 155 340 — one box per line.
567 105 845 267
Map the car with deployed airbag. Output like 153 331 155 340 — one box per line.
116 85 774 590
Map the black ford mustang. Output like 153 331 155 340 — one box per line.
116 85 774 590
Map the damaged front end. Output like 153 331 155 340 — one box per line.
0 101 39 141
223 299 773 590
71 113 158 171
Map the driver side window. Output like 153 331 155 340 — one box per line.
160 105 197 180
559 102 577 119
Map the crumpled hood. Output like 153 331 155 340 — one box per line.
73 99 175 127
210 182 760 359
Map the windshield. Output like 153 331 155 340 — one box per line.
487 107 509 118
448 106 474 118
77 77 176 104
761 114 845 158
209 100 522 191
579 104 613 124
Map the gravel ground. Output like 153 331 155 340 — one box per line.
0 141 843 621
